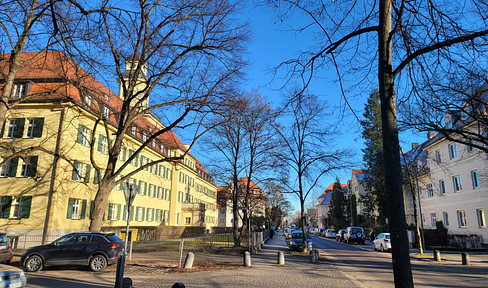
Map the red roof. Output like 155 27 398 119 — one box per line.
353 169 367 175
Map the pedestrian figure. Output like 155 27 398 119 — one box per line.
270 228 275 239
370 231 375 241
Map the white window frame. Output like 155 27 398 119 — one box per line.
103 106 110 119
439 179 446 195
108 203 117 221
457 210 467 228
136 207 142 222
84 94 92 106
177 213 181 225
430 212 437 228
25 119 36 138
452 175 462 192
71 199 81 219
19 158 29 177
0 159 7 177
435 149 442 164
442 211 449 227
81 126 90 146
185 217 191 225
130 150 136 166
12 83 27 99
471 170 479 189
100 135 108 154
448 143 457 159
6 119 19 138
75 163 87 182
467 139 475 152
426 184 433 198
10 197 23 218
476 208 486 228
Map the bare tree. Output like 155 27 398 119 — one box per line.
51 0 249 231
269 0 488 285
275 91 349 251
264 181 292 228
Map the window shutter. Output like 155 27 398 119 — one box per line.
151 209 155 221
123 148 127 161
117 204 121 220
76 124 84 143
72 161 80 180
33 118 44 138
135 155 139 167
0 121 4 138
142 207 145 221
93 169 99 184
144 182 147 195
66 198 74 219
81 200 87 219
108 204 113 220
0 196 12 218
20 196 32 218
7 157 18 177
130 206 134 221
123 205 127 221
84 164 91 183
97 134 103 152
90 201 95 217
13 118 25 138
27 156 38 177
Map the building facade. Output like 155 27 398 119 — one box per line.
0 51 218 247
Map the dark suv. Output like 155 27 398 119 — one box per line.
21 232 124 272
344 226 366 244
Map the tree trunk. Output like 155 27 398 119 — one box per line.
89 179 114 231
378 0 414 287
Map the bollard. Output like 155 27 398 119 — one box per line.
122 277 132 288
183 252 195 269
243 251 252 267
277 251 285 265
433 250 441 261
462 252 470 265
310 249 319 263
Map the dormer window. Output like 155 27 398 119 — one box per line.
131 126 137 135
12 83 27 99
84 94 92 106
103 93 109 101
142 131 147 142
103 106 110 119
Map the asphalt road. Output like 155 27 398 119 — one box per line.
312 235 488 288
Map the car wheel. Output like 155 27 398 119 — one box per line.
89 255 107 272
25 255 43 272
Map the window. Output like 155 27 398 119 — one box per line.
439 180 446 195
12 83 27 99
136 207 142 222
452 175 462 192
148 184 153 197
457 210 467 227
98 134 108 154
66 198 87 220
467 139 475 152
448 143 457 159
6 118 25 138
442 211 449 227
177 213 181 225
435 150 442 164
185 217 191 225
476 209 486 228
19 156 38 177
129 150 136 166
471 170 479 189
25 118 44 138
84 94 92 106
103 106 110 119
108 203 117 221
76 124 91 146
142 132 147 142
430 212 437 228
72 161 90 182
146 208 152 221
10 196 32 219
427 185 434 198
103 93 109 101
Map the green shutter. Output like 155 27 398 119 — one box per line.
13 118 25 138
123 148 127 161
117 204 121 220
144 182 147 195
7 157 18 177
108 204 113 220
151 209 155 221
93 169 99 184
135 155 139 167
76 124 84 143
72 161 80 180
20 196 32 218
27 156 38 177
97 134 103 152
33 118 44 138
123 205 127 221
142 207 145 221
0 196 12 218
84 164 91 183
80 200 87 219
130 206 134 221
66 198 74 219
90 201 95 217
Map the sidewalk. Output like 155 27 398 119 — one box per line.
129 235 361 288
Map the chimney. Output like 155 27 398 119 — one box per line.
412 143 419 149
427 131 436 139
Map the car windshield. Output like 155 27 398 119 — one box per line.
105 234 123 243
292 233 302 239
0 234 8 242
54 235 78 245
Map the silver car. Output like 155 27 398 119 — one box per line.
373 233 391 252
0 264 27 288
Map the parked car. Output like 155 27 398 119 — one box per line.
0 264 27 287
289 231 313 251
373 233 391 252
336 229 346 242
0 233 13 264
21 232 124 272
344 226 366 244
324 229 336 238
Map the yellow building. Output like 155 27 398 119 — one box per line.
0 51 217 248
